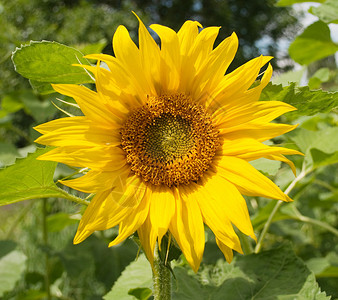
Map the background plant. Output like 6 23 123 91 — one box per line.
0 0 337 299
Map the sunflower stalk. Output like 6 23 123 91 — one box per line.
153 243 171 300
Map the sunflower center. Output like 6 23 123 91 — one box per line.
120 94 220 187
144 114 194 162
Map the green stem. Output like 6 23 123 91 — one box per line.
152 243 171 300
290 206 338 237
42 199 51 300
254 164 308 253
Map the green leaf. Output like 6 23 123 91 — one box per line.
103 255 153 300
310 148 338 169
29 80 54 95
0 147 68 206
272 68 304 86
250 158 281 176
0 142 21 167
310 0 338 24
276 0 324 7
78 39 107 56
0 92 25 117
289 127 338 168
0 250 27 297
128 288 152 300
308 68 330 90
12 41 94 85
173 245 330 300
289 21 338 65
260 82 338 117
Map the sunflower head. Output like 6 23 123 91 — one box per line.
34 15 301 272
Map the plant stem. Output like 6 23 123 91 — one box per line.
254 165 308 253
42 199 51 300
152 243 171 300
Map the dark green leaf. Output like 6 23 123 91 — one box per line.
103 255 153 300
12 41 93 84
260 82 338 117
289 21 338 65
29 80 54 95
0 147 68 206
173 245 330 299
0 142 21 167
311 148 338 169
0 250 27 297
310 0 338 24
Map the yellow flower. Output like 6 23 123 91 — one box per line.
34 16 301 272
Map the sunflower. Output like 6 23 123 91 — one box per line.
34 16 301 272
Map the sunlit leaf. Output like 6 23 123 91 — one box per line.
276 0 324 7
0 250 27 297
103 255 152 300
289 21 338 65
173 245 330 299
272 68 304 86
250 158 282 176
260 82 338 117
12 41 93 85
0 148 67 206
289 127 338 168
309 0 338 24
308 68 330 90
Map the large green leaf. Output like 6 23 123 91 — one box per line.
173 245 329 300
103 254 153 300
260 82 338 118
276 0 324 7
288 127 338 169
0 148 68 206
12 41 93 86
310 0 338 24
289 21 338 65
0 249 27 297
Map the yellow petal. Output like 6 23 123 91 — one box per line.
169 186 205 272
177 20 202 56
219 123 298 142
52 84 120 126
217 156 292 202
37 145 126 171
150 24 181 92
201 173 256 240
73 190 131 244
138 214 157 265
149 185 176 247
215 101 296 129
113 25 152 97
109 187 151 247
192 32 238 102
134 13 161 96
210 55 272 106
191 182 243 253
215 238 234 263
34 117 120 148
60 165 130 193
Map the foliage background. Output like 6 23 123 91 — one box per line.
0 0 337 299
